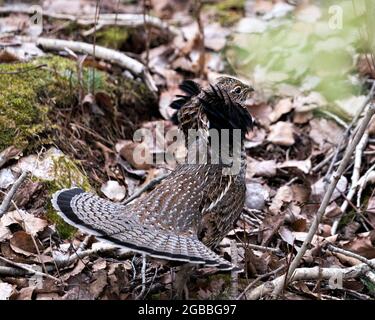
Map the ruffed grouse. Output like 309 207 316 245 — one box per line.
52 76 254 271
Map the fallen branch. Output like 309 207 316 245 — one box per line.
0 171 28 218
0 6 178 35
331 131 369 234
236 265 285 300
326 244 375 269
230 240 239 300
269 103 375 298
248 261 375 300
35 37 157 92
0 255 61 283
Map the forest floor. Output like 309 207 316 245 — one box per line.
0 0 375 300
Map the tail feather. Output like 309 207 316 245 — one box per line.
51 188 233 270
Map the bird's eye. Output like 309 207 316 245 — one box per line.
233 86 241 94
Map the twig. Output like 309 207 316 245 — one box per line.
0 6 178 35
327 244 375 270
331 132 369 234
0 64 46 75
357 164 375 208
121 173 169 205
219 242 281 254
323 81 375 182
248 260 375 300
35 37 157 92
135 254 147 300
0 256 61 283
269 103 375 298
0 171 28 218
194 0 205 78
236 265 285 300
230 240 239 300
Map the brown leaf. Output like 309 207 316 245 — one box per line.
342 231 375 259
1 210 48 236
247 158 277 178
0 146 22 168
279 159 311 174
269 186 293 214
309 118 343 149
9 231 43 256
269 98 293 123
267 122 295 146
89 270 108 300
0 282 15 300
16 287 35 300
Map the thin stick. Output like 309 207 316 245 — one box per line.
324 82 375 183
326 244 375 269
35 37 157 92
0 64 46 75
135 254 147 299
0 171 28 218
270 103 375 298
230 240 239 300
236 265 285 300
248 260 375 300
0 256 61 283
331 132 369 234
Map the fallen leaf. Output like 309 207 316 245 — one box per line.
245 183 269 211
279 159 311 174
1 210 48 236
101 180 126 202
293 92 326 112
342 232 375 259
16 287 35 300
269 98 293 123
0 168 16 189
269 186 293 214
0 282 15 300
247 158 277 178
268 122 295 146
293 111 313 124
10 231 43 256
309 118 344 149
311 176 347 202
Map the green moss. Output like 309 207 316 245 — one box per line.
205 0 245 26
0 56 113 152
43 154 91 239
97 27 129 50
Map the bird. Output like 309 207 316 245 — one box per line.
51 76 255 273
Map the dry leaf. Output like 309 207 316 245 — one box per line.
269 98 293 123
268 122 295 146
279 159 311 174
0 283 15 300
269 186 293 214
101 181 126 202
247 158 277 178
309 118 343 149
1 210 47 236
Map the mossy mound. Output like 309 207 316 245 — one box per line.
0 55 113 152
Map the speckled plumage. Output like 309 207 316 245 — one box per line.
52 76 254 270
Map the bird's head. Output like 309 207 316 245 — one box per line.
200 76 254 134
171 76 255 136
214 76 255 107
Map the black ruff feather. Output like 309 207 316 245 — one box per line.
199 85 253 133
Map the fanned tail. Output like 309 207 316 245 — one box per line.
51 188 233 270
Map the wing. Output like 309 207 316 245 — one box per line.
51 168 233 270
